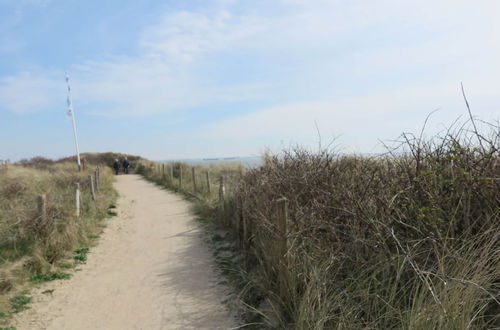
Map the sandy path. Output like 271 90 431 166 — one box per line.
13 174 237 330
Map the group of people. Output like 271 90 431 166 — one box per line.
113 157 130 175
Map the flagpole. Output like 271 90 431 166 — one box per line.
65 72 81 170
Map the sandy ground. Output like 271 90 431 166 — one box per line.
13 174 237 330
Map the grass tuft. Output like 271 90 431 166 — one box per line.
107 210 118 217
8 295 31 313
73 248 90 264
31 273 72 285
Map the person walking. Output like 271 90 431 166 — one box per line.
113 158 120 175
123 157 130 174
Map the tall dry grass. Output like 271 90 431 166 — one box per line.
0 161 117 320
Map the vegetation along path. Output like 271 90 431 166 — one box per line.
13 174 237 330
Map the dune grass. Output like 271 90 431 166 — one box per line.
0 161 117 324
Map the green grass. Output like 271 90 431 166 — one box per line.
31 272 72 285
8 295 31 313
0 313 12 326
58 262 73 269
107 210 118 216
73 247 90 263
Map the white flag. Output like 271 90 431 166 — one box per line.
66 73 73 119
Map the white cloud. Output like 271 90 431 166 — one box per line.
0 0 499 129
196 79 499 154
0 72 64 114
140 10 264 63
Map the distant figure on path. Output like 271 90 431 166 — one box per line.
113 158 120 175
123 157 130 174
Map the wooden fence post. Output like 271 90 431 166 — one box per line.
219 176 225 211
89 175 96 201
170 164 174 183
96 170 100 192
239 195 247 250
243 208 248 251
276 198 289 254
95 168 100 192
162 164 165 180
276 197 289 299
192 167 197 193
75 183 81 217
179 166 183 189
235 194 241 246
38 194 47 224
205 171 211 194
82 158 86 171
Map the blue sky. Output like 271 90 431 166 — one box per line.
0 0 498 161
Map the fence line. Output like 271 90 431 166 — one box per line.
33 165 107 223
1 163 111 233
219 175 225 210
206 171 211 194
89 175 96 201
140 161 258 253
75 183 81 217
192 167 197 193
38 194 47 224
